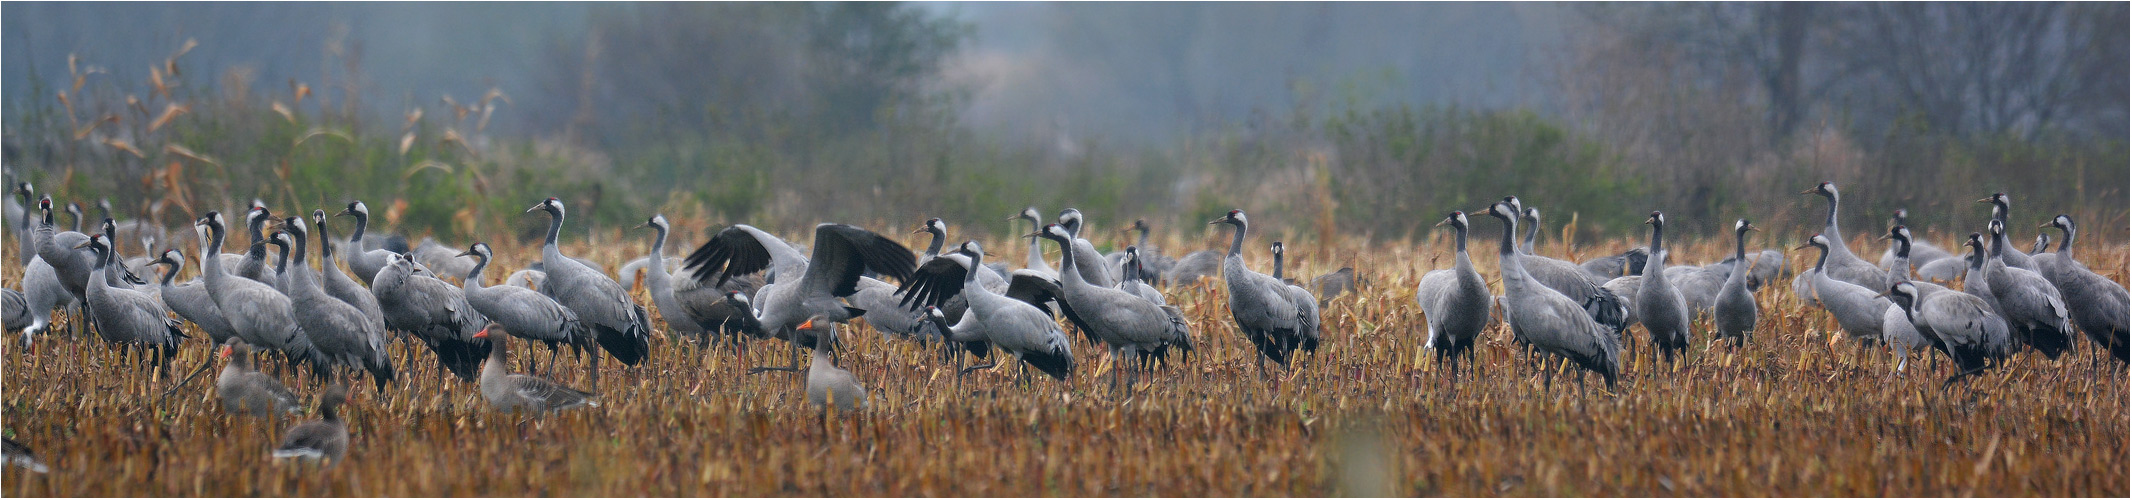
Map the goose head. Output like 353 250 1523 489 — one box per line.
1207 209 1248 228
525 197 564 217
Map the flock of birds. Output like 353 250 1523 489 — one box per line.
0 179 2125 471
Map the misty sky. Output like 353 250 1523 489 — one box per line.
2 2 1570 143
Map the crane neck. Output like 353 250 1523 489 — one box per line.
1271 249 1285 280
923 230 943 260
650 224 669 259
1452 223 1468 253
1495 216 1517 257
290 230 309 269
246 215 269 258
348 211 368 242
272 244 289 275
1521 219 1538 255
1811 244 1829 272
159 259 180 286
1733 228 1748 261
1821 192 1840 234
1987 230 2006 258
1136 227 1150 249
965 252 983 285
1225 221 1247 258
465 253 490 289
1890 236 1914 281
2057 224 2076 259
316 220 336 260
1647 221 1666 257
1024 220 1047 270
543 209 564 247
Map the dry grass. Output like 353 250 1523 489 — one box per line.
2 223 2126 497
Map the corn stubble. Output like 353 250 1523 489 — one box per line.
2 231 2124 496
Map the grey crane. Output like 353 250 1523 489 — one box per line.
336 201 437 285
2040 215 2129 363
1162 250 1223 286
232 202 278 284
1119 247 1167 305
195 211 318 373
2 288 27 333
411 237 477 281
1601 275 1643 328
1031 226 1190 390
216 339 302 417
12 183 33 266
1056 208 1119 288
1311 267 1358 307
1267 241 1325 347
802 318 867 411
2 438 48 474
1480 201 1620 389
1885 281 2013 385
1714 219 1762 346
474 323 598 413
151 249 240 345
1706 248 1786 292
371 252 491 382
636 215 707 341
1496 198 1630 334
1210 209 1320 372
17 197 74 338
681 222 916 373
1666 260 1727 317
616 254 677 291
1798 234 1891 344
1417 211 1493 369
34 197 95 306
527 198 650 376
1982 219 2074 359
1877 209 1954 270
908 217 1007 327
1914 240 1971 283
310 210 386 334
1977 193 2036 271
1581 247 1650 280
460 242 584 373
271 225 394 391
1959 233 2007 320
1112 219 1177 282
1010 207 1059 279
1877 225 1951 371
102 198 169 263
1800 182 1889 289
900 242 1076 383
270 384 350 465
1636 212 1692 363
76 234 185 360
641 215 764 345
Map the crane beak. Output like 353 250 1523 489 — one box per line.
334 208 354 217
1022 231 1044 239
523 204 541 213
2037 221 2053 228
1875 233 1892 241
71 240 91 249
455 249 477 258
1745 224 1760 232
911 227 928 235
1790 243 1813 251
1433 218 1450 227
1797 188 1817 195
1974 197 1993 204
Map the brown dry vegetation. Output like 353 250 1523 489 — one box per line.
2 222 2126 497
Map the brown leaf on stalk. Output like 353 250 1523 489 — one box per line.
403 160 454 179
385 199 409 227
150 66 170 100
292 81 311 106
271 101 295 123
148 104 190 132
163 144 219 167
440 128 479 159
400 132 417 156
127 95 148 117
294 127 353 149
165 38 197 78
404 108 424 131
104 138 146 159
